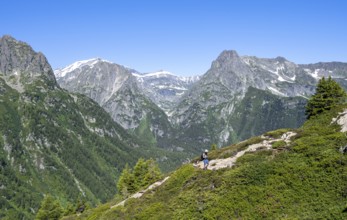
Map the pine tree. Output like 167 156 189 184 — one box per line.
117 164 135 197
133 158 149 189
306 76 347 119
143 159 163 186
117 159 163 197
35 194 63 220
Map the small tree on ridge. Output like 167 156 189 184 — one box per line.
305 76 347 119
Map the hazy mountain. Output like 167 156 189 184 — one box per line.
133 70 199 113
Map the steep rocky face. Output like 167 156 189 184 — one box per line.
55 60 176 149
0 35 57 88
55 58 132 106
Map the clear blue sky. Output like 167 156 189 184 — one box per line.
1 0 346 76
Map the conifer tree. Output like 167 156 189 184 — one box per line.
143 159 163 186
117 159 163 197
305 76 347 119
133 158 149 189
117 164 135 197
35 194 63 220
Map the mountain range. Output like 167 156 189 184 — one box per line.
54 49 347 152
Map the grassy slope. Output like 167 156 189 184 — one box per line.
74 104 347 219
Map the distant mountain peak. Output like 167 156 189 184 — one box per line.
54 58 113 78
217 50 240 60
275 56 288 62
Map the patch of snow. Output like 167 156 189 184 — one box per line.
179 75 200 83
155 85 188 90
133 71 200 84
268 86 287 97
305 68 320 79
278 76 286 82
134 70 174 78
289 74 296 81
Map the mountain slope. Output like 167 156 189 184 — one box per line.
0 35 185 219
75 104 347 219
55 60 179 150
171 51 310 148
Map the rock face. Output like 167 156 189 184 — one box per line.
55 58 132 107
55 59 175 149
0 35 57 87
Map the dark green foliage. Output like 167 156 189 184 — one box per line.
306 76 347 119
35 194 63 220
271 140 286 149
117 158 163 197
117 164 136 197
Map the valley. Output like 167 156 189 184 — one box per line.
1 35 347 219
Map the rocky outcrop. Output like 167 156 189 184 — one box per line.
0 35 57 86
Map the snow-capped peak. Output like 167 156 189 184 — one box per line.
54 58 111 78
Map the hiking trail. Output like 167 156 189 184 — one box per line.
111 131 296 208
194 131 296 170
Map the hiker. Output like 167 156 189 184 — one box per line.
202 149 209 170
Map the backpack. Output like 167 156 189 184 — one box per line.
200 153 204 161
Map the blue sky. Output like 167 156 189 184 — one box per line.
1 0 346 76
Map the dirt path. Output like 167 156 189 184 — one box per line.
194 131 296 170
111 131 296 208
111 176 170 208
